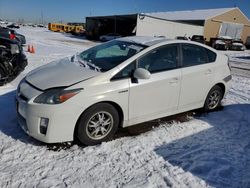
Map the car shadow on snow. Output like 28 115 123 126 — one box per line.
0 90 41 146
154 104 250 188
114 111 195 139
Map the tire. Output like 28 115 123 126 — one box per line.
77 103 119 146
203 85 223 112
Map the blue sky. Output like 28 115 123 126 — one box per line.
0 0 249 23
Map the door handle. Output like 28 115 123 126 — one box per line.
169 77 179 84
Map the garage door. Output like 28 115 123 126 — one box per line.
219 22 243 39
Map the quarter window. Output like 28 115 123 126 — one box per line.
111 62 136 80
206 49 217 62
137 44 178 73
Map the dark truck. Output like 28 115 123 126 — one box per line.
0 37 28 86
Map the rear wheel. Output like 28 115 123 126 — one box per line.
204 85 223 112
77 103 119 146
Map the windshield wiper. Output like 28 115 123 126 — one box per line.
75 54 101 72
71 54 89 68
86 61 102 72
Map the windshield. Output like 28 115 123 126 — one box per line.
79 40 146 72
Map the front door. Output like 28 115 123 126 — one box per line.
129 44 181 125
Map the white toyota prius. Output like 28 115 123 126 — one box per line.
16 36 232 145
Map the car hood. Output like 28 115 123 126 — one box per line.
25 57 101 90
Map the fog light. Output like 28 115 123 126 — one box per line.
40 117 49 135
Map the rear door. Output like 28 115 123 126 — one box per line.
178 43 217 110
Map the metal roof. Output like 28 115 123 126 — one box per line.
144 7 235 21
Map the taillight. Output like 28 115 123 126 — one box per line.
9 33 16 40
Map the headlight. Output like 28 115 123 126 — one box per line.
10 44 20 54
34 88 82 104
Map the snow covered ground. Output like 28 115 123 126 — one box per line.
0 27 250 188
222 50 250 78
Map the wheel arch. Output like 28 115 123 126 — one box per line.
205 82 226 99
203 82 226 109
215 82 226 97
73 101 124 140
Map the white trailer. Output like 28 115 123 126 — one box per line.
136 14 204 39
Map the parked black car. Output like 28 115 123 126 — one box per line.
212 39 227 50
176 36 189 40
0 37 27 86
0 26 26 45
229 39 245 51
7 23 20 29
191 35 205 44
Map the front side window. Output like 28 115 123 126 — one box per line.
182 44 208 67
79 40 146 72
137 44 178 73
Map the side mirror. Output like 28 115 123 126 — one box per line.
133 68 151 80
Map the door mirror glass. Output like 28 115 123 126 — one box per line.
133 68 151 80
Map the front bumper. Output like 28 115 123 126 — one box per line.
16 82 83 143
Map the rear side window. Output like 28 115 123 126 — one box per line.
182 44 207 66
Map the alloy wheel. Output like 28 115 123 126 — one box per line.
207 90 221 110
86 111 114 140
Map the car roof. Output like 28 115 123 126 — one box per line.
117 36 169 46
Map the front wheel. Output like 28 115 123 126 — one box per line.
203 85 223 112
77 103 119 146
